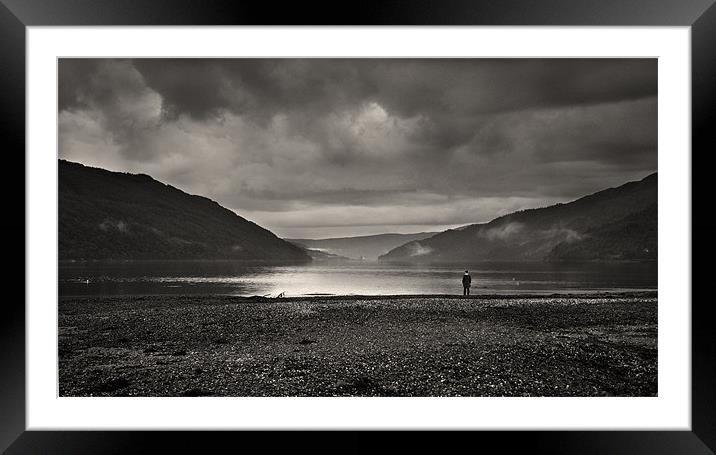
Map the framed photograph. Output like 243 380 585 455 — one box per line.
7 0 710 453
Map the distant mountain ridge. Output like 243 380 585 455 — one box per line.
59 160 310 262
380 173 657 262
288 232 439 261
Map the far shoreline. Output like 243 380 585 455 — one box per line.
58 258 659 265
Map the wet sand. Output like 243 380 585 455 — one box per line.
58 293 657 397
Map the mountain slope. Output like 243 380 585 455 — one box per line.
59 160 311 262
288 232 438 260
380 173 657 262
546 203 657 261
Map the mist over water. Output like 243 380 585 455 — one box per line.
59 261 657 297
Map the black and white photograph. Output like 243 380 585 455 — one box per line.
57 57 658 398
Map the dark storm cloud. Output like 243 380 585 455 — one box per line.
60 58 656 127
58 58 657 238
129 59 654 117
58 59 100 111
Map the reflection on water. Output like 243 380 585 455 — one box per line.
59 260 657 297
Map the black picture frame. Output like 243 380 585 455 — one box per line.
4 0 709 453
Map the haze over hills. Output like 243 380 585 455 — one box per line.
380 173 657 263
59 160 311 262
288 232 439 261
302 248 351 261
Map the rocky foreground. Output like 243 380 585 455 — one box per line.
58 293 657 397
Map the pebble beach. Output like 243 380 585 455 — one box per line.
58 292 657 397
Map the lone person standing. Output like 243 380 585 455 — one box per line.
462 270 472 296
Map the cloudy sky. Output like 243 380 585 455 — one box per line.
58 58 657 238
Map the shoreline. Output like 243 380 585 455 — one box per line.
59 293 657 397
59 290 658 301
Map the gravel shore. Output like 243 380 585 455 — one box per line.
58 293 657 397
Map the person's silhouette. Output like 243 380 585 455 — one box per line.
462 270 472 296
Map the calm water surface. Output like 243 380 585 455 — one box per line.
59 261 657 297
